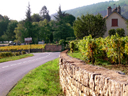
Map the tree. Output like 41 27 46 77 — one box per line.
2 20 18 41
31 14 42 22
73 14 106 39
14 21 25 43
53 20 74 41
40 6 51 21
26 3 32 22
38 19 52 43
54 6 66 21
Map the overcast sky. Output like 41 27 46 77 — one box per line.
0 0 118 21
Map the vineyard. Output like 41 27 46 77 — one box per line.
70 34 128 65
0 44 46 51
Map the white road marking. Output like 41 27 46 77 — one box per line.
2 66 9 68
17 63 21 65
10 64 16 66
0 53 51 69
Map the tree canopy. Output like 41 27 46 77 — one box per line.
40 6 51 21
73 14 106 39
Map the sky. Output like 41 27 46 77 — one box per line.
0 0 118 21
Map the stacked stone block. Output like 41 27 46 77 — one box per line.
59 50 128 96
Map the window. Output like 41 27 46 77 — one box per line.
112 19 118 27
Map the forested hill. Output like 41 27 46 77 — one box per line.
54 0 128 19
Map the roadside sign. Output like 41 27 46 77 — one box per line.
24 37 32 43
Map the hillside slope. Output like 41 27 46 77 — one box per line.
51 0 128 19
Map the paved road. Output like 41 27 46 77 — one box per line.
0 52 60 96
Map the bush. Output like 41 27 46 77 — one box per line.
21 51 26 55
66 37 76 41
59 39 65 45
69 40 79 53
109 28 125 37
108 29 116 36
13 52 21 56
0 52 13 58
116 28 125 37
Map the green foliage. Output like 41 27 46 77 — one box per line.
77 34 128 64
53 21 74 41
59 39 65 45
73 14 106 39
21 51 26 55
116 28 125 37
31 14 42 22
66 37 76 41
2 20 18 41
8 58 64 96
70 40 79 53
108 29 116 36
40 6 51 21
78 35 98 64
0 52 13 58
0 16 10 38
26 3 32 22
109 28 125 37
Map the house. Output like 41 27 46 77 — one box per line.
104 6 127 37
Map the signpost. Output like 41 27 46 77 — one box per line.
24 37 32 53
24 37 32 43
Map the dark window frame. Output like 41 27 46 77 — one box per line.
112 19 118 27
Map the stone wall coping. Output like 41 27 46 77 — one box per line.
60 50 128 84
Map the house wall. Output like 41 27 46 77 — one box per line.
59 50 128 96
104 12 128 37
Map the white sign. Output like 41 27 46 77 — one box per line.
24 37 32 43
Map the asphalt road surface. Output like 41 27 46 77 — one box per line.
0 52 60 96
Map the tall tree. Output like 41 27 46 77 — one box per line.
14 21 25 43
26 3 32 22
31 14 42 22
54 6 66 21
38 19 51 43
40 6 51 21
73 14 106 39
2 20 18 41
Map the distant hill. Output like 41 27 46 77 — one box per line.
51 0 128 20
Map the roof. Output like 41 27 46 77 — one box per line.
104 11 127 20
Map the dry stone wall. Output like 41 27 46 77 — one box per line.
59 50 128 96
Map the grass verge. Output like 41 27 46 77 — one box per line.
0 54 33 63
68 51 128 75
7 58 64 96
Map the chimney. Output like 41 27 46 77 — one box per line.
117 5 121 14
107 6 112 16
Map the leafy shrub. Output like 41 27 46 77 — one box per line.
0 52 13 59
13 52 21 56
59 39 65 45
66 37 76 41
77 34 128 64
108 29 116 36
21 51 26 55
69 40 79 53
116 28 125 37
109 28 125 37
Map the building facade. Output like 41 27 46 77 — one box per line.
104 6 127 37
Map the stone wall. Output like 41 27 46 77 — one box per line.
45 44 62 52
59 50 128 96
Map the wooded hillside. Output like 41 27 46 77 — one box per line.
52 0 128 19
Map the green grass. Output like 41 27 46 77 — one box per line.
68 51 111 65
7 58 64 96
68 51 84 61
0 54 33 63
68 51 128 75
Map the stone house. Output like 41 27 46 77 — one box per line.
104 6 127 37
